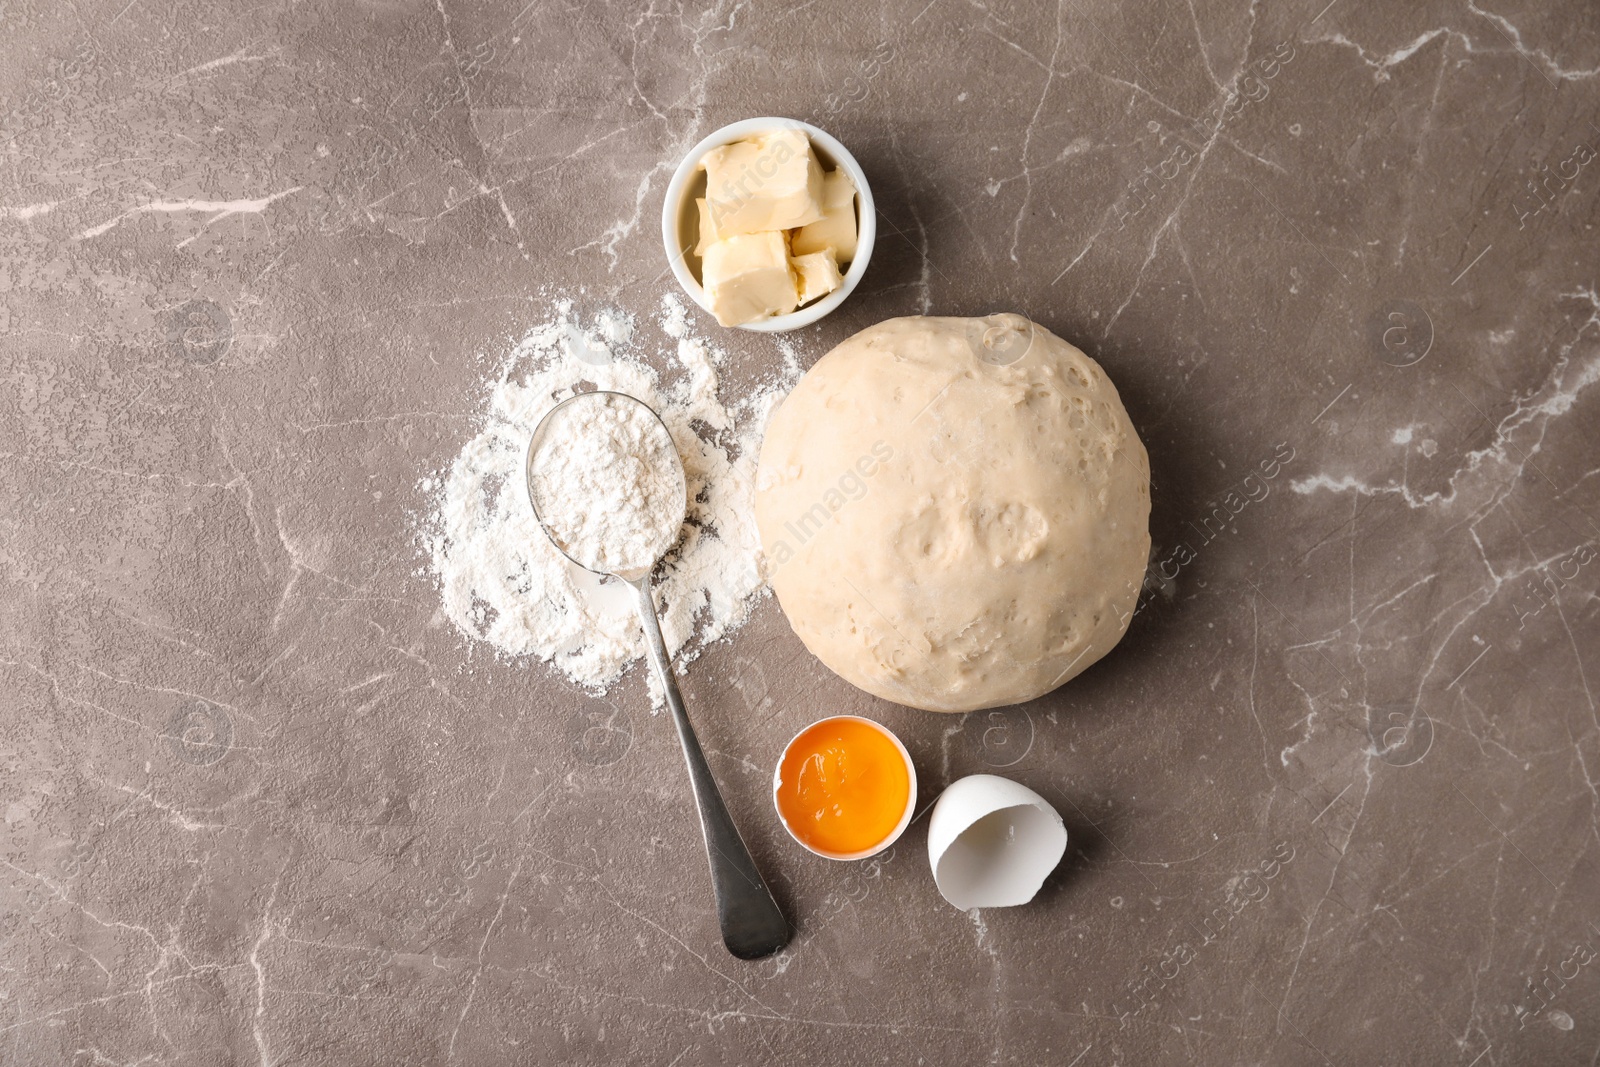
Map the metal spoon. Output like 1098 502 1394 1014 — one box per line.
526 390 789 960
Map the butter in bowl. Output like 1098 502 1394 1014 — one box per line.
662 118 876 331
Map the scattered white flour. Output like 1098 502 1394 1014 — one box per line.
528 393 685 579
424 293 799 694
661 295 690 340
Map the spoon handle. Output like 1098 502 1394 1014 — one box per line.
628 576 790 960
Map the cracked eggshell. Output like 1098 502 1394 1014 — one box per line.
927 774 1068 910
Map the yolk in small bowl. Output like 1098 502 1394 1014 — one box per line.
775 717 911 857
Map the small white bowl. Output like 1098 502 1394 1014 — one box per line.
772 715 916 861
927 774 1068 910
660 116 877 333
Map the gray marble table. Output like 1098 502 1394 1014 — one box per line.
3 0 1599 1063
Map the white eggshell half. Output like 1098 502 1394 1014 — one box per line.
927 774 1068 910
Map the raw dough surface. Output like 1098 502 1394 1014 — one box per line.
754 315 1150 712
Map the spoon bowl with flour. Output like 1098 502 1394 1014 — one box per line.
526 390 790 960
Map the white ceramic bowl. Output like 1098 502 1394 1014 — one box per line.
772 715 916 861
927 774 1068 910
660 117 877 333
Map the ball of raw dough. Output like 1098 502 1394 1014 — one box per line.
755 315 1150 713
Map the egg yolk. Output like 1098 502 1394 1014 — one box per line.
776 718 910 856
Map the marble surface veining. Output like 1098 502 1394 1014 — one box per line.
3 0 1599 1064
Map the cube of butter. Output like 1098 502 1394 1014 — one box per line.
701 230 798 326
792 249 843 305
693 197 723 257
790 169 858 263
701 129 825 236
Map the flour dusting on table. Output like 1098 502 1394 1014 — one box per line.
422 294 798 692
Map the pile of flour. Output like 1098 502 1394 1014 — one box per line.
528 393 685 579
422 294 799 692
